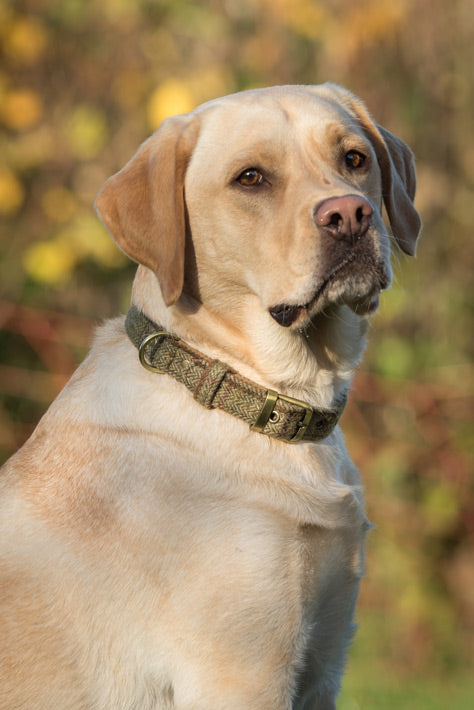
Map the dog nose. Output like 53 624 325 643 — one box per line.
314 195 373 242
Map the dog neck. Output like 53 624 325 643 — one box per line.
130 266 369 410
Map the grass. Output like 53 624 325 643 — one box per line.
338 629 473 710
339 672 474 710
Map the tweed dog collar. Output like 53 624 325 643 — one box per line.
125 306 347 444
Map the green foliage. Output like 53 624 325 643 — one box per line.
1 0 473 701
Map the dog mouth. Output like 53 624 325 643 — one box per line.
269 256 390 327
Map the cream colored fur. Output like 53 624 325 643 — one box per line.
0 84 420 709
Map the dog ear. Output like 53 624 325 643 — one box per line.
320 83 422 256
95 115 199 305
370 124 422 256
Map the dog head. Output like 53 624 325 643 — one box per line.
96 84 421 331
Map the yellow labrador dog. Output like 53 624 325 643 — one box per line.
0 84 421 709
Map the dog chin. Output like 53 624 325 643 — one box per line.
344 290 381 315
269 266 389 328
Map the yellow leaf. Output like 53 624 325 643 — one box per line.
3 17 47 64
23 237 78 285
2 89 43 131
147 79 195 130
0 169 24 214
69 214 126 268
66 106 108 160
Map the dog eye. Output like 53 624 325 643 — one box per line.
345 150 366 170
237 168 264 187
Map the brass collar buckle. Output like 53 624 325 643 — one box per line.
251 389 314 443
138 331 177 374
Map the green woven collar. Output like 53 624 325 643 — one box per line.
125 305 347 444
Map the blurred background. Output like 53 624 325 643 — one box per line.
0 0 472 706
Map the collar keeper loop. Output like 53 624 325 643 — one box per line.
193 360 229 409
